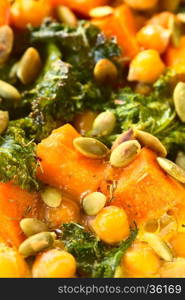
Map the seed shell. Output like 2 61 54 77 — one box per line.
41 187 62 208
82 192 106 216
0 80 21 101
18 232 56 257
20 218 48 237
173 81 185 122
73 137 109 159
157 157 185 183
110 140 141 167
134 129 167 157
92 111 116 136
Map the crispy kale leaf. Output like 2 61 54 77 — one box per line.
0 20 121 190
99 72 185 158
20 42 112 141
61 222 137 278
0 125 39 191
30 19 121 85
19 19 121 142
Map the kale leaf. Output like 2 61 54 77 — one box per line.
98 74 185 158
61 222 138 278
0 20 122 190
21 41 112 141
29 19 121 91
0 125 39 191
21 19 121 142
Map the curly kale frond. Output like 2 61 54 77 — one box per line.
9 20 121 143
30 19 120 60
0 125 39 191
61 222 138 278
98 79 185 158
111 87 176 136
30 19 121 80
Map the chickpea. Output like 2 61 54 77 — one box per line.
0 0 10 26
128 49 165 83
91 206 130 244
123 242 161 277
0 243 30 278
170 232 185 258
137 24 170 54
32 249 76 278
147 12 174 29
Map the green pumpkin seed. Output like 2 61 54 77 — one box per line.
0 110 8 134
89 6 113 18
112 129 134 150
41 187 62 208
17 47 42 85
73 137 109 159
94 58 118 84
82 192 106 216
20 218 48 237
143 233 173 262
173 81 185 122
0 25 14 65
157 157 185 183
92 111 116 136
110 140 141 168
175 151 185 170
0 80 21 101
18 232 56 257
134 129 167 157
57 5 77 27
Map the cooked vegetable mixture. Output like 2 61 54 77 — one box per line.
2 0 185 278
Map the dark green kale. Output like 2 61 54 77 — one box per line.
0 20 122 190
61 222 137 278
19 41 112 141
19 19 121 142
29 19 121 82
97 71 185 158
30 19 120 61
0 125 39 191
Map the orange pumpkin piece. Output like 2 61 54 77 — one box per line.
136 24 170 54
147 12 175 29
92 4 140 60
0 182 41 247
109 148 185 224
37 124 106 200
124 0 158 11
51 0 109 16
165 36 185 73
170 232 185 258
0 0 10 26
10 0 52 29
